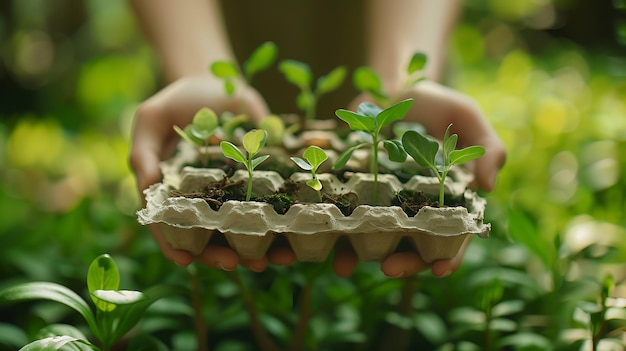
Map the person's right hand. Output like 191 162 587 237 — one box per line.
130 75 277 270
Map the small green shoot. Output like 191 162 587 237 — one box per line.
290 145 328 202
401 124 485 206
220 129 270 201
279 59 347 126
210 41 278 114
353 51 428 108
173 107 219 166
333 99 413 205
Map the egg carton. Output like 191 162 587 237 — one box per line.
137 165 490 263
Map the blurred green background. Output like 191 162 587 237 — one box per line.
1 0 626 350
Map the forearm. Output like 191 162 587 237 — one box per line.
365 0 461 87
129 0 235 82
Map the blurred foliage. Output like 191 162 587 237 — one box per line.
1 0 626 350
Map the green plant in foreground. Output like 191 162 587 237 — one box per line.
290 145 328 203
173 107 219 166
0 254 176 351
401 124 485 206
333 99 413 205
220 129 269 201
353 52 428 108
279 59 347 125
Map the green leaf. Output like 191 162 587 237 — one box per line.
356 102 382 117
109 285 181 343
332 144 362 170
353 67 384 96
242 129 267 155
291 157 313 171
0 282 98 338
375 98 414 132
407 52 428 74
449 145 485 165
335 109 376 133
221 113 249 139
36 324 89 341
250 154 270 170
302 145 328 170
220 141 247 164
191 107 219 137
316 66 347 95
383 140 407 162
210 61 239 78
401 130 439 170
492 300 525 317
296 91 314 112
173 125 201 146
19 336 95 351
91 290 145 305
244 41 278 79
413 312 447 345
279 60 312 90
224 80 236 96
307 178 322 191
259 115 285 146
442 124 457 157
87 254 119 312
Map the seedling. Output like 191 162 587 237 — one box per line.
279 59 347 127
0 254 176 350
401 124 485 206
353 52 428 108
211 41 278 115
220 129 270 201
173 107 219 166
333 99 413 205
290 145 328 202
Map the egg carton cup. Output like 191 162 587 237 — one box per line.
137 165 490 263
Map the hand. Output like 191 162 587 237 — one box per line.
130 75 284 270
338 81 507 278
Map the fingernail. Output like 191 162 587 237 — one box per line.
439 269 452 278
218 262 236 272
388 271 405 278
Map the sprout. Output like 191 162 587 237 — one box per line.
220 129 270 201
173 107 219 166
291 146 328 202
401 124 485 206
333 99 413 205
353 51 428 108
279 59 346 127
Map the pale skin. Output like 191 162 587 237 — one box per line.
128 0 506 278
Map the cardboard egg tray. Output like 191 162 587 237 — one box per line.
137 164 490 263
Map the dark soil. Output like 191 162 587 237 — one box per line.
171 175 465 217
391 190 465 217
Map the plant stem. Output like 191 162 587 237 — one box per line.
438 171 447 206
372 136 379 205
189 265 209 351
246 167 253 201
289 282 313 351
378 278 416 351
229 271 280 351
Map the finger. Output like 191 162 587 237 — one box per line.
149 224 194 267
474 138 507 191
196 245 239 271
267 245 297 266
240 256 270 272
332 242 359 277
431 235 472 277
381 252 429 278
